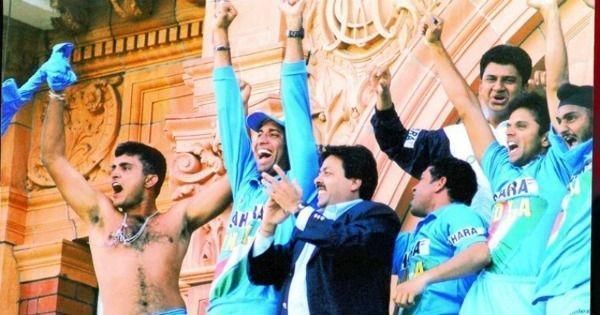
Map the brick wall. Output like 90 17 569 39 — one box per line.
19 277 97 315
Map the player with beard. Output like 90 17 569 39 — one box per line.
528 0 593 313
41 70 232 315
413 13 590 315
207 1 320 314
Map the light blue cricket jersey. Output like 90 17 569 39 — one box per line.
208 62 319 314
481 131 590 276
459 132 591 315
534 150 592 303
398 203 488 315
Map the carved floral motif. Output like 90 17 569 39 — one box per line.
304 0 441 144
27 77 122 189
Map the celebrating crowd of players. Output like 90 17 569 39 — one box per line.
1 0 593 314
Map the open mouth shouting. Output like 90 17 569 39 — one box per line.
112 182 123 194
257 149 273 161
507 141 519 160
562 134 577 148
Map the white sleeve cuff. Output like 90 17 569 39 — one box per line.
295 207 314 231
252 232 274 257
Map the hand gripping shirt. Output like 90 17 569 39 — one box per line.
396 203 488 315
208 62 319 314
534 149 592 304
371 107 507 223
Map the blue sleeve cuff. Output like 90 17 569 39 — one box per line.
282 61 307 75
213 66 236 80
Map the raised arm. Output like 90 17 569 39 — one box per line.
529 0 568 129
279 0 320 202
422 15 495 161
369 66 452 178
213 2 236 68
41 92 104 223
212 2 255 196
184 175 232 232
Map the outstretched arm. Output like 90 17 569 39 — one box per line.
529 0 568 129
184 175 232 232
421 15 495 161
212 2 255 196
41 93 104 223
393 242 490 307
279 0 320 203
369 65 453 178
213 1 236 68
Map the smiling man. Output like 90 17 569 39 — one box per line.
248 145 400 315
207 1 320 314
370 39 531 222
413 14 590 315
41 71 232 315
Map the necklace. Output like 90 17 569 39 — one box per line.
108 210 159 246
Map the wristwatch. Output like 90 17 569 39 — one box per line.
287 28 305 39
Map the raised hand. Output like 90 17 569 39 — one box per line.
418 14 444 46
214 1 238 31
239 80 252 108
368 66 393 110
280 0 306 30
261 164 303 214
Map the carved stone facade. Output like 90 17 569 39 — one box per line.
0 0 595 314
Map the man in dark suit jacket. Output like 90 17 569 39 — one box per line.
248 145 401 315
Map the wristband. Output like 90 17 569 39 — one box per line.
287 28 304 39
215 45 230 52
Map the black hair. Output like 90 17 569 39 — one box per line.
507 92 551 136
480 45 532 86
320 145 378 200
429 157 477 206
115 141 167 195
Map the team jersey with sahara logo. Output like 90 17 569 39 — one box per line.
396 203 487 315
534 152 591 305
209 62 319 314
459 134 591 315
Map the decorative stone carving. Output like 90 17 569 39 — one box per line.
27 76 122 189
50 0 90 34
109 0 154 20
304 0 440 144
170 138 225 201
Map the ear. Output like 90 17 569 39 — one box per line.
540 131 550 149
144 174 159 190
350 178 362 194
434 176 447 193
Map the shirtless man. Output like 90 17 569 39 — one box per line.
41 79 232 313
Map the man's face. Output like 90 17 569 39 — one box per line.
479 63 524 113
410 167 438 218
314 155 358 208
110 154 147 210
506 108 548 166
556 105 592 148
252 120 286 173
